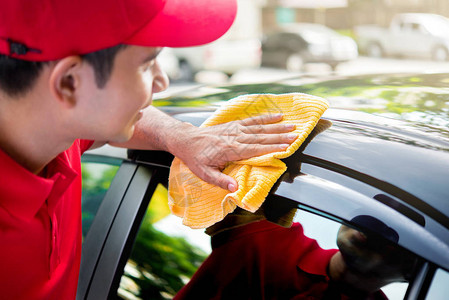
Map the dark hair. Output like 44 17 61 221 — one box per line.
0 44 126 97
0 56 47 97
81 44 127 87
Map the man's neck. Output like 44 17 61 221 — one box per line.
0 137 73 175
0 94 75 175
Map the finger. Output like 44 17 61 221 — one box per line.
241 123 296 134
238 133 298 145
238 113 283 126
200 167 238 192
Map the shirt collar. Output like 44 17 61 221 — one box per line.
0 146 78 220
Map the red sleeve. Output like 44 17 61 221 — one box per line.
79 140 94 153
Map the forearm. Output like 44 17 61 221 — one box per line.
109 106 296 191
109 106 193 153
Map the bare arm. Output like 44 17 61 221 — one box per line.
109 106 297 191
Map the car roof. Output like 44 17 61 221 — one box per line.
313 108 449 220
150 73 449 269
168 107 449 270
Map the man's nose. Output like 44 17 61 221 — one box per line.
153 61 169 93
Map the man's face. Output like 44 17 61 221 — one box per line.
79 46 169 143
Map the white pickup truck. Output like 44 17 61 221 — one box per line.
355 13 449 61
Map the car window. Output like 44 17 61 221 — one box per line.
425 268 449 299
264 34 284 48
117 183 210 300
81 161 121 238
400 22 413 32
424 15 449 37
296 210 410 300
116 195 420 300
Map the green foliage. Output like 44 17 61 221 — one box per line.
81 163 208 299
81 163 119 237
120 210 207 299
81 163 207 299
82 164 118 195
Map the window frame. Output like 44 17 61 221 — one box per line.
77 152 170 300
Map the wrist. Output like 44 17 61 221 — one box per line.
165 121 196 156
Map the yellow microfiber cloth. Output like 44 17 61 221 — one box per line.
168 93 329 229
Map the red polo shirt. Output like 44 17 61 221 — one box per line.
0 139 93 300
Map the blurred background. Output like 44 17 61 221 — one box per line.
159 0 449 85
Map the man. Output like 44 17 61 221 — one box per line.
175 213 418 299
0 0 297 299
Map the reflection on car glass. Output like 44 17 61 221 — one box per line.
117 184 209 299
336 216 420 289
374 194 425 227
174 204 421 299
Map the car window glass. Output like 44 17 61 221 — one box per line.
425 268 449 299
81 161 121 239
117 183 211 300
295 210 410 299
411 23 421 31
118 201 417 299
401 22 412 32
424 16 449 36
265 34 287 48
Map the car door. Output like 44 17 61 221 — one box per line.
77 110 449 299
99 147 440 300
77 150 171 300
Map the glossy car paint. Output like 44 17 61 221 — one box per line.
152 72 449 270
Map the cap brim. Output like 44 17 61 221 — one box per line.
126 0 237 48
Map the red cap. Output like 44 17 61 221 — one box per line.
0 0 237 61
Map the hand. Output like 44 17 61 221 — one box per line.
170 113 297 192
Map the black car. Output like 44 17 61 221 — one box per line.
77 73 449 300
261 23 358 72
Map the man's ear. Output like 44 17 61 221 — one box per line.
48 56 83 107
